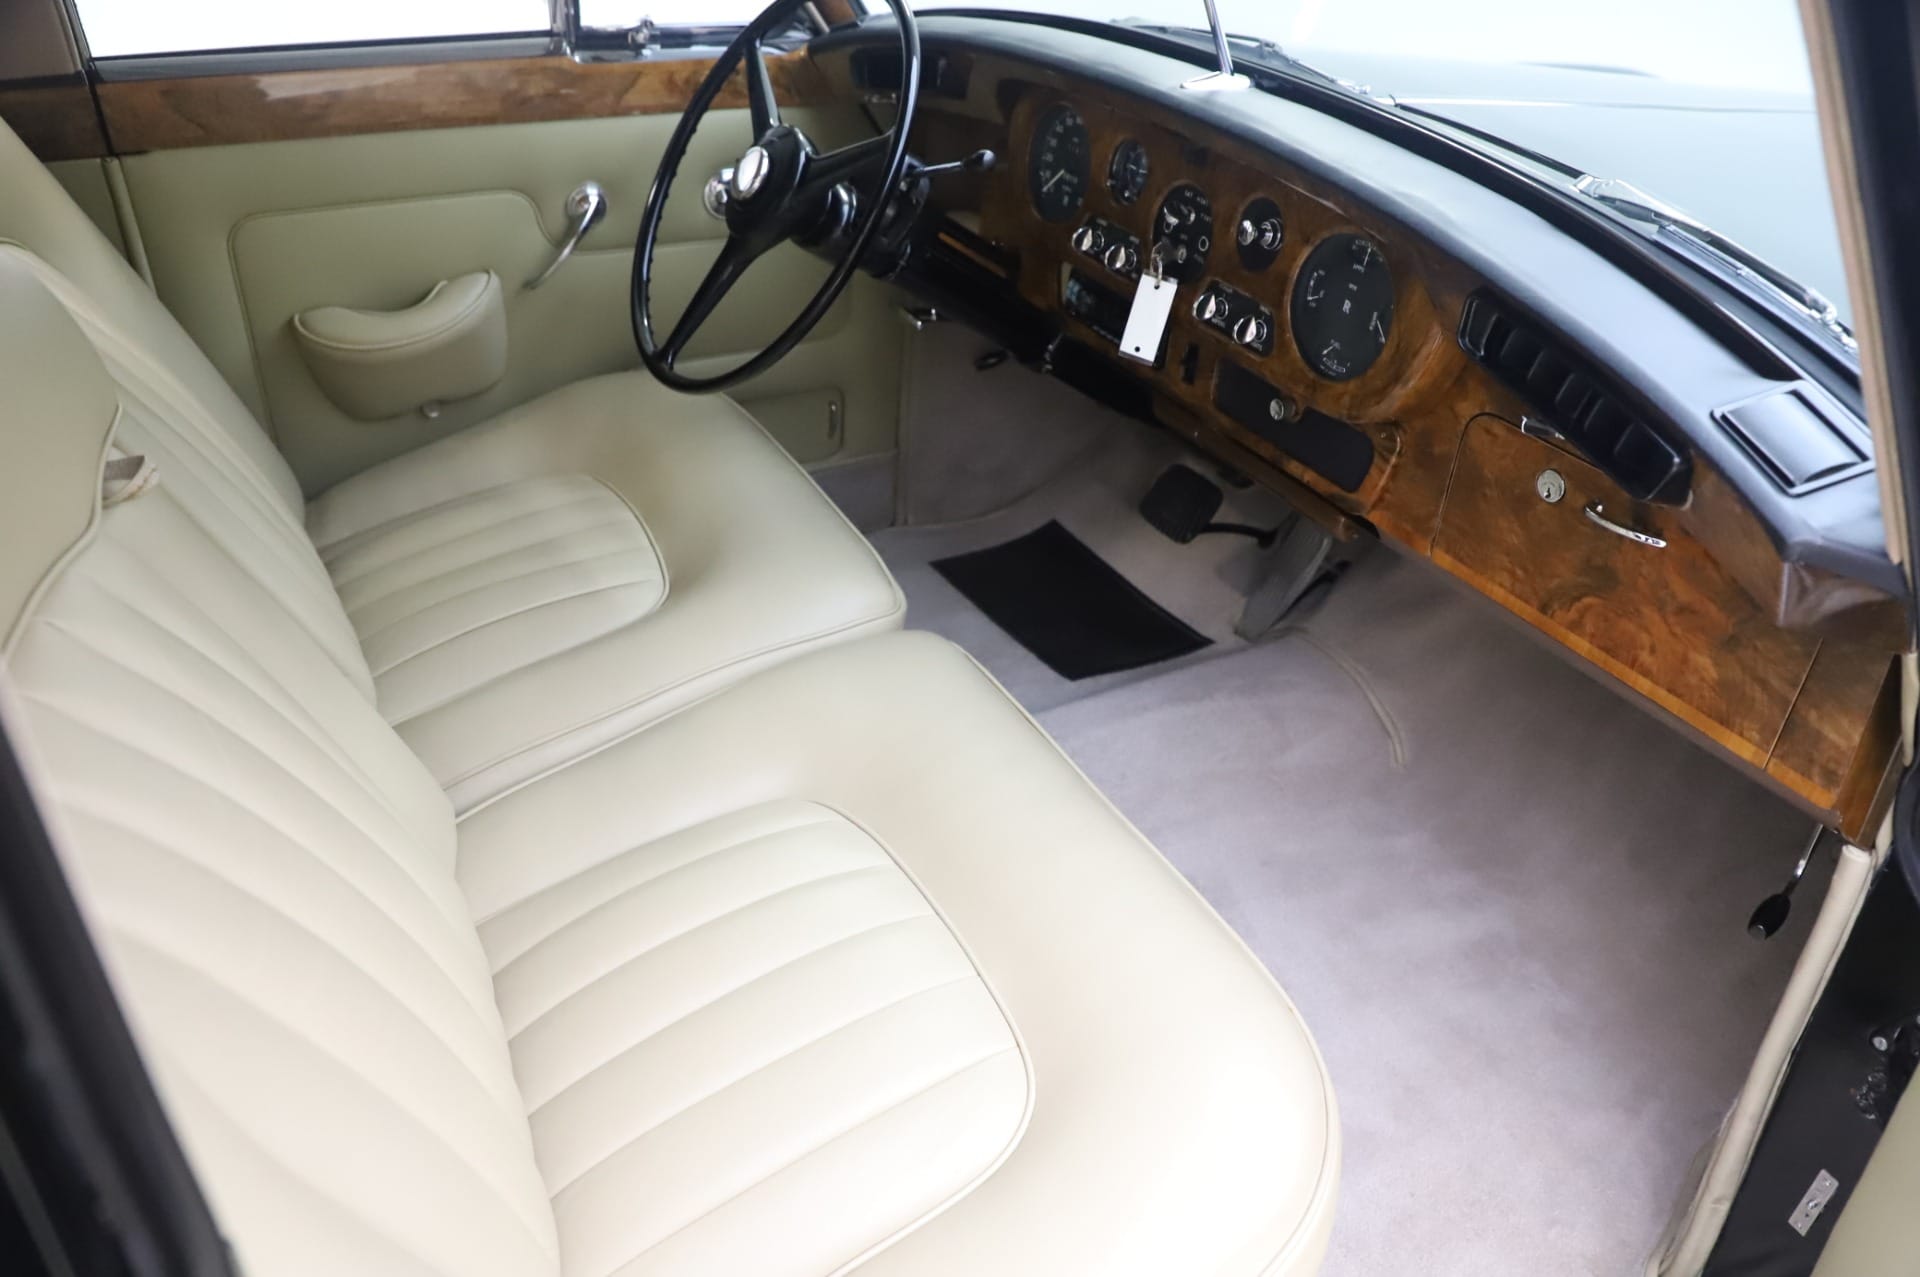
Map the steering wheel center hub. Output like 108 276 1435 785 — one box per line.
731 145 772 200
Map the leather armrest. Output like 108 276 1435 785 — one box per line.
293 271 507 420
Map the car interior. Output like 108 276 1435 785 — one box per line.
3 0 1919 1274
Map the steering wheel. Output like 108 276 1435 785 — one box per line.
632 0 921 392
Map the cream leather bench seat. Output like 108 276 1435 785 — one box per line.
0 120 903 810
2 241 1338 1273
305 371 903 808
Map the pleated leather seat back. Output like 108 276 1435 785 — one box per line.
0 242 562 1277
0 121 372 697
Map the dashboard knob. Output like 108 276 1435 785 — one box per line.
1233 313 1270 348
1258 218 1284 250
1236 218 1258 247
1194 291 1224 322
1070 224 1104 255
1104 242 1138 274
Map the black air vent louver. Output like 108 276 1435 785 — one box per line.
1459 292 1690 503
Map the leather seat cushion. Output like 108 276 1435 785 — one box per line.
322 473 667 724
459 630 1338 1277
483 798 1029 1277
307 372 905 810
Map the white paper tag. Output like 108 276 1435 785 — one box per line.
1118 273 1176 365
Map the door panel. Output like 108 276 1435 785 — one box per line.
117 104 901 494
46 158 129 258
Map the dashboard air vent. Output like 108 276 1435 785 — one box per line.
1458 292 1689 503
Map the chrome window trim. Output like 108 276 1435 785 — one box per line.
75 0 777 82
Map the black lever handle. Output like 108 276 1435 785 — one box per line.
912 149 997 180
1748 826 1826 940
1747 890 1794 940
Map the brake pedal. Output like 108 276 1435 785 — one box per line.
1141 464 1280 548
1140 465 1224 544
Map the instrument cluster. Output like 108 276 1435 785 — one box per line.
1026 100 1396 382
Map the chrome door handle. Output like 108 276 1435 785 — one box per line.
526 181 608 290
1582 501 1667 548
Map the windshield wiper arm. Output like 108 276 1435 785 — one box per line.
1574 175 1857 353
1216 31 1397 101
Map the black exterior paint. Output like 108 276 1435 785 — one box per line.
1703 861 1920 1274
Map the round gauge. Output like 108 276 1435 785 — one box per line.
1107 139 1150 205
1027 104 1090 222
1291 233 1394 381
1151 183 1213 283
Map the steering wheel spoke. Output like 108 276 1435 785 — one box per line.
631 0 918 392
663 235 760 366
746 38 782 137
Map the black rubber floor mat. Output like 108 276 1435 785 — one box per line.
932 520 1211 680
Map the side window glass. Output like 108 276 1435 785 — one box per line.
70 0 552 59
580 2 771 26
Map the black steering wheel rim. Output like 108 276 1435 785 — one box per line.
631 0 921 393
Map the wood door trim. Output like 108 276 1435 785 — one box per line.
0 77 109 161
96 50 835 153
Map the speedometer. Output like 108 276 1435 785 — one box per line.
1028 105 1089 222
1291 233 1394 381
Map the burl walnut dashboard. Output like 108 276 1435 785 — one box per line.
834 37 1908 841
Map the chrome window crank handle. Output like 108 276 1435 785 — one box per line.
1582 501 1666 548
526 181 608 290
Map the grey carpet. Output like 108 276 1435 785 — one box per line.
871 421 1292 712
874 456 1822 1274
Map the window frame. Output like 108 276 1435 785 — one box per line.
66 0 825 83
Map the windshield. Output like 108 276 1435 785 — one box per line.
915 0 1851 328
